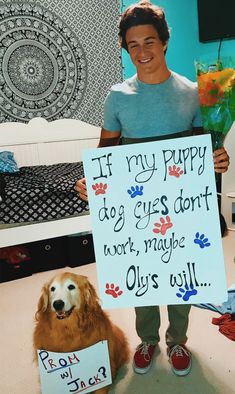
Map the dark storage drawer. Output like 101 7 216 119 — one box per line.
68 232 95 267
28 236 68 273
0 259 32 282
0 245 32 282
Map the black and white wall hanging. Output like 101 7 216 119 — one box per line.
0 1 122 125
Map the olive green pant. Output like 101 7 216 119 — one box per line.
135 304 191 347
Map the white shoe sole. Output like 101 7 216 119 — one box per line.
171 360 192 376
132 361 153 374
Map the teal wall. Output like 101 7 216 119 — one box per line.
122 0 235 81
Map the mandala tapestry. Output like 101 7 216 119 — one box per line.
0 1 122 125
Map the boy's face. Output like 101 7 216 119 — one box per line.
126 24 168 82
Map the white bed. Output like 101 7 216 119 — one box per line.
0 117 100 248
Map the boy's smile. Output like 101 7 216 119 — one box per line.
126 24 170 84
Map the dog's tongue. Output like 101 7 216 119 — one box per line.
56 311 67 317
56 307 74 319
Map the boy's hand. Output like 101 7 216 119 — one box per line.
213 147 230 173
74 178 88 201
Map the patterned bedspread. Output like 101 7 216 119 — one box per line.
0 162 88 224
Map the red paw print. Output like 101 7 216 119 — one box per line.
168 165 184 178
105 283 123 298
153 215 173 235
92 182 108 195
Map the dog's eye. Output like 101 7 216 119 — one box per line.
68 284 75 290
50 286 56 292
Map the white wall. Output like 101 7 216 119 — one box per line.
222 123 235 230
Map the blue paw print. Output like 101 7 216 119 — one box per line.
176 284 198 301
127 185 144 198
194 232 211 248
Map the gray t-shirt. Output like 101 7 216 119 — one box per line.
103 71 202 140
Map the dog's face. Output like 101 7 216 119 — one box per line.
36 272 98 320
49 276 80 319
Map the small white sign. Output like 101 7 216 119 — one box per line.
83 135 227 309
37 341 112 394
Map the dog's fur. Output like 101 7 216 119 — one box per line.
33 272 129 394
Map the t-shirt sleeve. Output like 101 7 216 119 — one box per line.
103 91 121 132
192 86 203 128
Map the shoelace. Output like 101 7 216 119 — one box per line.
169 345 190 358
138 342 152 361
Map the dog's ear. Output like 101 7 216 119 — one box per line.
83 278 101 310
78 277 104 330
85 281 98 302
35 284 49 320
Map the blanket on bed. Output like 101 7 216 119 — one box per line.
0 162 88 224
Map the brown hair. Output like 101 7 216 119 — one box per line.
119 1 170 51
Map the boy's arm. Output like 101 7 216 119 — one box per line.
98 128 121 147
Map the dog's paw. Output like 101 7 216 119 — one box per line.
127 185 144 198
105 283 123 298
168 165 184 178
176 284 198 301
92 182 108 195
194 232 211 248
153 215 173 235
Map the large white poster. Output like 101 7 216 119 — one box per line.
83 135 227 309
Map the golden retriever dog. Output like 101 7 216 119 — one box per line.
33 272 129 394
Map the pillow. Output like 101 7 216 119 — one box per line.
0 151 19 173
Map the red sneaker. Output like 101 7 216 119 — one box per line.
133 342 156 374
168 344 192 376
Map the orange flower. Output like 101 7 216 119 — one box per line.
198 68 234 86
198 80 224 106
228 75 235 88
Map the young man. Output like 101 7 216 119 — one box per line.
75 1 230 376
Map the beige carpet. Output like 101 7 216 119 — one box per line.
0 231 235 394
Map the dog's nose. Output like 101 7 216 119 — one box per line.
53 300 65 311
